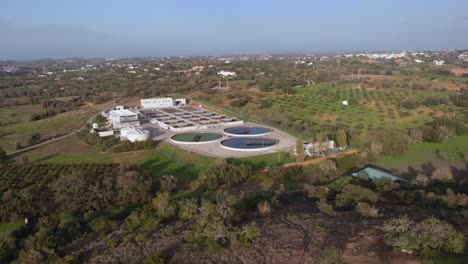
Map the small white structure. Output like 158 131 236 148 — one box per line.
217 70 236 77
304 140 336 156
91 127 114 137
174 98 186 105
109 109 139 128
120 127 150 142
342 100 349 106
433 60 445 66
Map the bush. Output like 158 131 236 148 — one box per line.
335 184 378 209
160 175 178 193
178 199 198 221
257 200 272 217
355 202 380 218
316 198 336 216
313 246 344 264
0 233 17 263
89 217 118 237
238 222 260 246
143 254 166 264
306 185 329 200
319 159 338 178
431 168 453 183
372 129 409 155
151 192 176 219
0 147 7 163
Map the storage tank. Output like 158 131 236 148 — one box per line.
125 128 150 142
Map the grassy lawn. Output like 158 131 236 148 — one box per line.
0 110 92 152
0 104 44 125
376 135 468 169
23 152 113 163
0 221 24 233
0 101 116 153
235 152 293 170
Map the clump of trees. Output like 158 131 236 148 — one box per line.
201 159 252 189
383 216 466 256
0 147 7 163
77 129 120 150
229 96 252 108
31 97 84 121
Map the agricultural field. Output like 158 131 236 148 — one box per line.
199 82 464 138
0 101 115 153
376 135 468 169
0 104 44 125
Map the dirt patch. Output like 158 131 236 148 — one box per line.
366 100 378 109
450 67 468 77
290 149 359 168
364 87 379 91
359 59 383 64
429 81 467 90
352 74 403 83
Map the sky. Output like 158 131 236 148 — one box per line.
1 0 468 59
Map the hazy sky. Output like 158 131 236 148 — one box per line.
1 0 468 59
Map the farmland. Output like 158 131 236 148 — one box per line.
1 53 467 263
197 82 463 138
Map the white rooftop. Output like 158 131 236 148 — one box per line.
110 109 137 116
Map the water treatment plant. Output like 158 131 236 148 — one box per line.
100 97 296 158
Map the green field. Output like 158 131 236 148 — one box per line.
376 135 468 168
200 83 461 138
24 152 113 163
0 221 24 233
0 104 44 125
0 108 92 152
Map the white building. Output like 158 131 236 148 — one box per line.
109 109 139 128
91 127 114 137
217 71 236 77
120 127 150 142
433 60 445 66
140 98 186 108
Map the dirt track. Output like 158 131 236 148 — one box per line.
285 148 359 168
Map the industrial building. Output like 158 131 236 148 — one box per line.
108 109 140 128
140 97 187 108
